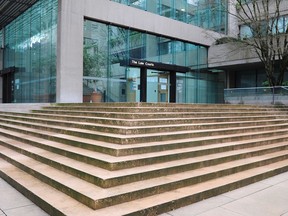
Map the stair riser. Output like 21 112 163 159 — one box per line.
1 119 288 145
1 146 288 210
42 105 283 113
96 154 288 209
0 170 65 216
104 143 288 187
2 112 285 128
1 133 288 189
1 123 288 160
118 125 288 144
127 165 288 216
0 152 97 210
54 103 288 110
1 116 287 135
110 144 288 170
33 109 285 119
0 135 112 170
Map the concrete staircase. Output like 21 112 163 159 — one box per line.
0 103 288 216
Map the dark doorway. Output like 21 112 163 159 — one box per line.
1 67 15 103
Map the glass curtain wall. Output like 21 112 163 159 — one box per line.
84 19 224 103
3 0 57 103
111 0 227 34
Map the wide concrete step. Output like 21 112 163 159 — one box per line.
42 103 286 113
33 109 288 119
0 113 287 135
1 123 288 159
1 130 288 187
1 117 288 144
1 153 288 215
1 111 287 127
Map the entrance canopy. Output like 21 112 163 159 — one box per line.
121 58 191 73
0 0 38 29
121 59 191 103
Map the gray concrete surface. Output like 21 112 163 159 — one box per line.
0 178 48 216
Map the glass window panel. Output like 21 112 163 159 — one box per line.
129 0 146 10
83 19 217 104
174 41 185 66
175 0 186 22
159 37 173 64
146 0 158 14
145 33 160 62
3 0 57 103
160 0 173 19
240 25 253 39
129 30 145 59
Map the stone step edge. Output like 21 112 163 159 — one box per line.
1 112 287 131
103 160 288 216
1 132 288 188
34 108 287 116
41 105 285 112
2 126 288 170
1 124 288 159
2 111 286 127
1 156 288 216
1 119 288 145
1 144 288 210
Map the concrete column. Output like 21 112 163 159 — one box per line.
56 0 84 103
227 0 239 37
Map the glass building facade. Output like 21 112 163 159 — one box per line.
2 0 57 103
112 0 228 34
83 19 224 103
1 0 225 104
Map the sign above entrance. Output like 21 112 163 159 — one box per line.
130 59 156 68
121 58 190 73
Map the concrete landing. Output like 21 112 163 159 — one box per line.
0 103 50 113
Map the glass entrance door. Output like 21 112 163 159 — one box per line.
147 70 169 103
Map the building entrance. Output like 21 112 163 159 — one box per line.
0 67 15 103
123 58 190 103
147 70 169 103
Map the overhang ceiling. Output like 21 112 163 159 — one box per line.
0 0 38 29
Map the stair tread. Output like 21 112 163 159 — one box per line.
1 155 288 216
92 159 288 216
1 118 288 139
1 128 288 165
1 125 288 157
1 143 288 198
1 133 288 181
1 113 287 131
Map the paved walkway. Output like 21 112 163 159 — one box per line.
0 178 48 216
1 172 288 216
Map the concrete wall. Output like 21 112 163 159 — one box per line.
56 0 220 103
208 42 260 69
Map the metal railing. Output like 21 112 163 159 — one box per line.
224 86 288 105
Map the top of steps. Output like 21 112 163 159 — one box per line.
0 103 50 113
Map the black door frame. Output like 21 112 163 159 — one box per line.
122 59 190 103
0 67 15 103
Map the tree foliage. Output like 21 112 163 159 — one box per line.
232 0 288 86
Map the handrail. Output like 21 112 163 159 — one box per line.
224 86 288 105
